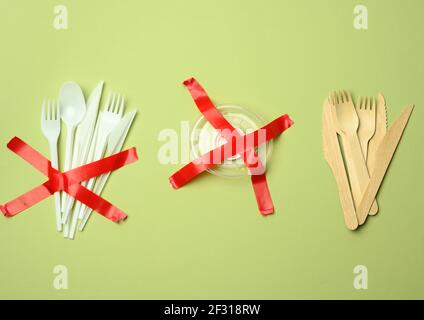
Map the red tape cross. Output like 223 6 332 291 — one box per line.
169 78 294 215
0 137 138 223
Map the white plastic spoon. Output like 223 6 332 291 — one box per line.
58 82 86 226
61 81 103 223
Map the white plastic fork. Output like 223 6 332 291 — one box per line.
77 110 137 233
66 93 124 238
41 99 62 232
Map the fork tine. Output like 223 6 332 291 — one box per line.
51 99 55 120
330 92 335 105
344 90 351 102
51 100 55 120
104 93 112 111
50 99 54 120
55 100 60 120
371 97 376 111
109 93 116 112
342 91 347 102
357 97 362 109
108 93 114 112
48 99 52 120
114 94 121 113
333 92 339 105
119 96 125 116
41 99 46 121
340 91 345 103
52 100 55 120
52 100 56 120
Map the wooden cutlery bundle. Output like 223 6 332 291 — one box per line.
323 91 413 230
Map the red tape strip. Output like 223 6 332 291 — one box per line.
169 78 294 215
0 137 138 223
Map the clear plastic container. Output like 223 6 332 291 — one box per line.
190 105 272 178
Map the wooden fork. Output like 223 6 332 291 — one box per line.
330 91 378 218
356 97 376 161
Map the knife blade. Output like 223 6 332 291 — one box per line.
367 93 388 176
357 105 414 225
74 81 104 164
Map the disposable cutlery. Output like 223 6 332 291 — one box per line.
58 82 86 221
61 81 104 222
76 110 137 233
31 81 139 239
331 91 378 215
357 105 414 225
356 96 376 160
365 94 387 216
41 99 62 231
71 113 102 225
72 93 124 227
323 99 358 230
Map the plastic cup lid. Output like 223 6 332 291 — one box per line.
190 105 273 179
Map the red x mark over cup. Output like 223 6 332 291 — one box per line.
169 78 294 215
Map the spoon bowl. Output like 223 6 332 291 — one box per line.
59 82 86 127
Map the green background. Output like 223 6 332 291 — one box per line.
0 0 423 299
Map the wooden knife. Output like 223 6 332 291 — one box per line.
357 105 414 225
323 99 358 230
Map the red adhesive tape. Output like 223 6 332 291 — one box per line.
0 137 138 223
169 78 294 215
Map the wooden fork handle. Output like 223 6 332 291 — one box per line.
342 133 378 218
326 158 359 230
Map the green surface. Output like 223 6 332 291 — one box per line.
0 0 423 299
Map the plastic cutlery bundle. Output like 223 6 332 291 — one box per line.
41 81 137 240
323 91 413 230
